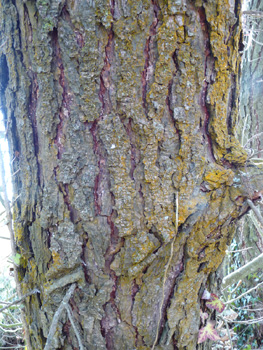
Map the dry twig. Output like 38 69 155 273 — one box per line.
44 283 77 350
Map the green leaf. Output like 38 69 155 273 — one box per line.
10 253 21 266
206 293 226 313
244 345 251 350
198 321 221 344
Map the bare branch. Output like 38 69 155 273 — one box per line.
226 247 253 253
222 252 263 288
218 316 234 350
225 280 263 305
247 199 263 227
0 323 22 329
0 346 25 349
44 283 76 350
0 289 40 313
0 236 10 240
65 305 84 350
242 10 263 17
0 326 22 333
244 131 263 147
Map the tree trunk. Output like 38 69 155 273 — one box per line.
0 0 251 349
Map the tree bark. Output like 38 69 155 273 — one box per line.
0 0 252 349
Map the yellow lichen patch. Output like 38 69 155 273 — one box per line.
50 250 63 270
178 195 206 226
224 137 248 164
115 276 133 325
204 167 234 189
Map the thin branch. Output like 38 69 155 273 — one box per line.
44 283 76 350
225 316 263 325
241 114 249 147
252 36 263 46
225 280 263 305
226 247 253 253
0 326 22 333
218 316 234 350
222 251 263 288
247 199 263 227
250 211 263 239
242 10 263 17
65 305 84 350
0 346 25 349
0 289 40 313
244 131 263 147
248 149 263 158
0 323 22 328
0 236 10 240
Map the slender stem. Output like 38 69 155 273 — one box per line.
44 283 76 350
242 10 263 17
0 289 40 313
218 316 234 350
0 236 10 240
65 305 84 350
247 199 263 227
225 280 263 305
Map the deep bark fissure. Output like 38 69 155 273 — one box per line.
157 255 185 345
29 72 41 186
141 0 160 117
119 116 140 181
51 27 72 159
99 27 114 115
0 54 9 124
226 73 237 134
198 6 216 163
23 4 33 45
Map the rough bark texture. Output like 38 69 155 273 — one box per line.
0 0 254 349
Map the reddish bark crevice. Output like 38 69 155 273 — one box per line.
131 279 141 347
226 73 236 134
99 27 114 115
90 119 110 217
29 71 41 185
51 28 72 159
59 183 78 223
166 77 180 140
157 254 184 343
101 212 123 348
198 7 216 163
110 0 115 17
80 238 91 284
120 116 140 181
92 25 115 215
62 319 73 347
